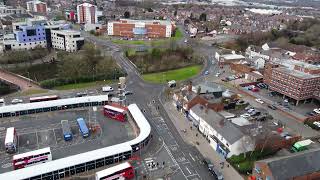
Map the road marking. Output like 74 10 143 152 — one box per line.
189 153 195 161
185 166 191 174
1 163 12 169
52 129 58 145
144 157 153 161
36 131 39 148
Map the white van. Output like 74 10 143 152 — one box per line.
102 86 114 92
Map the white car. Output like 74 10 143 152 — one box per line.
102 86 114 92
313 108 320 114
215 72 221 77
247 108 255 113
11 99 23 104
255 98 264 104
168 80 176 88
240 113 251 118
313 121 320 128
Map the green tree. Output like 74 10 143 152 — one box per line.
174 10 177 16
124 11 130 18
199 13 207 21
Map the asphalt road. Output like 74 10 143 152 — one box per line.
82 32 217 179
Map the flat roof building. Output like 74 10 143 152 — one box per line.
264 59 320 105
107 19 174 38
51 30 84 52
77 3 97 24
26 0 47 14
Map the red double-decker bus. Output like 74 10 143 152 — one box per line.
29 95 59 103
103 105 127 122
95 162 134 180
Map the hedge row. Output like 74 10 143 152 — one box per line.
40 71 126 89
304 120 320 131
227 149 278 174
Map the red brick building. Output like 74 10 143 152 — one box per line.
26 0 47 14
107 19 174 38
264 60 320 105
76 3 97 24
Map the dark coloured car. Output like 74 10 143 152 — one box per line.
268 105 277 110
202 158 214 171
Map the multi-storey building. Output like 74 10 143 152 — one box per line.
0 5 26 15
264 60 320 105
76 3 97 24
107 19 174 38
26 0 47 14
3 24 46 51
51 30 84 52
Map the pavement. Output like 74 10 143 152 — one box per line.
0 69 41 91
162 101 244 180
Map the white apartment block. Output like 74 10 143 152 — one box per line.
76 3 98 24
51 30 84 52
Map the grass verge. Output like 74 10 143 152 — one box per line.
142 65 202 83
20 89 49 96
53 80 114 90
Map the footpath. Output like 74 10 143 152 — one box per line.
162 101 244 180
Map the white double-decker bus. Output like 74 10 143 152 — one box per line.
5 127 17 153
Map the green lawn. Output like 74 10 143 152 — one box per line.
173 28 183 40
112 28 183 46
20 89 49 96
53 80 114 90
142 65 202 83
112 39 147 45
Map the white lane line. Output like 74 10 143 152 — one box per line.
189 153 195 162
185 166 191 174
35 131 39 148
163 143 188 180
144 157 153 161
52 129 58 145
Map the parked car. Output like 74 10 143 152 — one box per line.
11 99 23 104
215 72 221 77
76 92 87 97
102 86 114 92
240 113 251 118
247 108 255 113
245 105 253 110
251 111 261 116
251 88 259 92
255 98 264 104
124 91 133 95
168 80 176 88
313 108 320 114
202 158 214 171
204 71 209 75
268 105 277 110
256 116 266 121
306 112 317 116
313 121 320 128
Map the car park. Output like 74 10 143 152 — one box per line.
11 99 23 104
255 98 264 104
